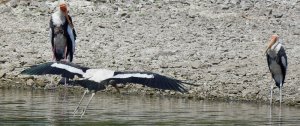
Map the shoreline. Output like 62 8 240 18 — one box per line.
0 77 297 107
1 0 300 106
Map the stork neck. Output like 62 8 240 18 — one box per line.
52 10 66 26
267 42 282 58
270 41 280 50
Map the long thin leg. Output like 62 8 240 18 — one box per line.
279 100 282 125
279 83 282 105
270 83 273 104
64 77 67 87
73 89 88 116
81 92 95 118
269 104 272 125
50 77 53 85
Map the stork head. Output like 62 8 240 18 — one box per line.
59 1 68 14
265 35 279 53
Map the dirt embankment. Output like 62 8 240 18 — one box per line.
1 0 300 106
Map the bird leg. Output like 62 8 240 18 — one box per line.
64 77 70 87
73 89 88 116
64 77 67 87
64 46 68 61
270 83 273 104
80 92 95 118
50 76 53 85
279 83 282 105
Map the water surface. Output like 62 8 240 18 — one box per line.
0 89 299 125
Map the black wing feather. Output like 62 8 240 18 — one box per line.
21 61 89 79
107 71 187 93
266 54 276 80
65 15 76 62
277 47 287 84
49 17 54 51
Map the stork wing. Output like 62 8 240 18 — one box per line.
266 54 272 71
106 71 188 93
66 15 76 62
278 47 288 82
21 61 89 79
49 16 55 50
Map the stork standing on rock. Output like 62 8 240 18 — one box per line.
21 61 190 117
265 35 287 104
49 1 76 85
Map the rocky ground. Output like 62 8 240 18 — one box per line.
1 0 300 106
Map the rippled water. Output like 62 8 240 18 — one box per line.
0 89 299 125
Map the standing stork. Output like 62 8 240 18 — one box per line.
50 0 76 62
265 35 287 104
21 61 189 117
49 0 76 85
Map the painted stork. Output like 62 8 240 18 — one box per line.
265 35 287 104
21 61 189 117
49 1 76 85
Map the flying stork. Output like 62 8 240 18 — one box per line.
265 35 287 104
49 1 76 85
21 61 189 117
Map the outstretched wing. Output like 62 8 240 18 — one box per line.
106 71 187 93
21 61 89 79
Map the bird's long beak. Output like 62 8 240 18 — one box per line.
59 3 74 29
265 35 278 54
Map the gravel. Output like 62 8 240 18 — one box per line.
1 0 300 106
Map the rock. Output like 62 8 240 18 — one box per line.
19 0 30 6
26 79 34 86
0 5 11 14
190 62 201 69
229 89 239 94
36 79 46 87
240 1 253 10
9 0 19 8
0 71 5 78
242 88 259 98
273 13 283 18
44 83 57 90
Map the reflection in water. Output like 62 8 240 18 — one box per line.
0 89 300 125
269 104 283 126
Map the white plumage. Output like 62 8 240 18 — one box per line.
51 11 66 26
84 69 115 82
